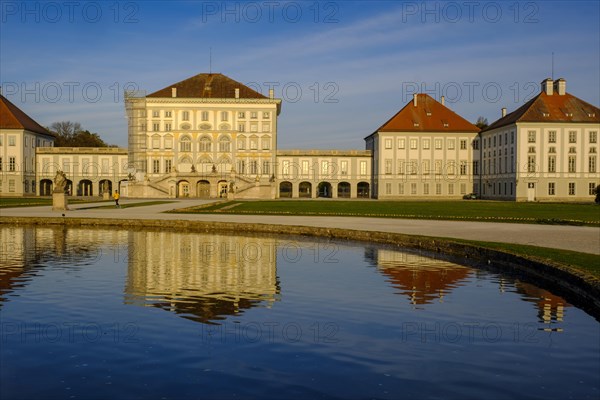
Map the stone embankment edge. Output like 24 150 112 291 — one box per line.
2 216 599 319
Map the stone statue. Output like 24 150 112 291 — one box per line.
53 171 67 193
191 164 196 173
229 181 235 193
212 164 217 173
269 174 275 183
102 181 109 193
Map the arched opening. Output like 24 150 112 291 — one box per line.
65 180 73 196
197 180 210 198
338 182 351 198
218 180 228 198
40 179 53 196
199 136 212 152
178 156 193 173
299 181 312 198
279 181 292 198
77 180 93 196
178 180 190 198
317 182 332 198
99 179 112 195
357 182 370 198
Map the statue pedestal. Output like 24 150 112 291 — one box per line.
52 192 69 211
103 192 110 200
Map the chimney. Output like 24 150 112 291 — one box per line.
541 78 553 95
501 107 507 117
235 88 240 99
269 88 274 99
554 78 566 95
413 93 418 107
171 87 177 97
441 95 445 106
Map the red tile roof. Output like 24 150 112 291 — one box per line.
372 94 480 136
484 91 600 132
0 95 54 136
147 73 267 99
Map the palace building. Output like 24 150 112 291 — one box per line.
0 73 597 201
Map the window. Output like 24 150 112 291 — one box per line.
590 183 597 195
152 135 160 149
165 159 172 173
423 139 430 150
262 123 270 133
237 138 245 150
460 161 467 175
528 131 536 143
261 137 270 150
0 157 2 171
460 139 467 150
398 139 405 149
422 160 430 175
238 124 245 132
409 160 418 175
250 137 258 150
153 159 160 174
569 131 577 143
410 139 418 149
384 139 392 149
218 136 231 152
9 157 15 172
263 112 270 119
569 182 575 195
569 147 576 153
360 161 367 175
384 159 392 174
434 139 442 149
398 161 405 175
199 137 211 152
528 155 536 173
201 111 209 121
460 183 466 195
448 139 455 150
250 124 258 132
511 132 515 144
398 183 404 195
302 160 310 175
436 183 442 195
568 156 576 173
528 146 536 153
152 123 160 132
180 137 191 152
152 110 159 117
165 136 173 149
9 180 15 192
24 137 28 147
282 160 290 175
182 111 189 121
249 160 258 175
262 161 270 175
548 156 556 173
473 139 479 150
411 183 417 195
386 183 392 195
238 112 245 118
591 147 597 154
250 111 257 119
590 131 598 144
548 146 556 153
221 111 228 121
448 184 454 195
321 161 328 175
548 182 555 195
165 123 172 131
340 160 348 175
493 136 497 147
435 160 442 175
548 131 556 143
101 159 109 174
423 183 429 195
589 156 597 173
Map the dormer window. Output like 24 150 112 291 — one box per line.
413 122 419 127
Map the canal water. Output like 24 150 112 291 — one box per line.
1 226 598 399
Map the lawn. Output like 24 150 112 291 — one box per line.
0 197 109 208
175 200 600 226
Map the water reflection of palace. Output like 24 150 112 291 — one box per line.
365 248 472 306
124 231 280 324
514 281 570 330
0 226 128 306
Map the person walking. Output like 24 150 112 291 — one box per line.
113 190 120 208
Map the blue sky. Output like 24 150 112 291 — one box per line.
1 1 599 149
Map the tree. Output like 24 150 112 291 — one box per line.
475 116 489 130
48 121 111 147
